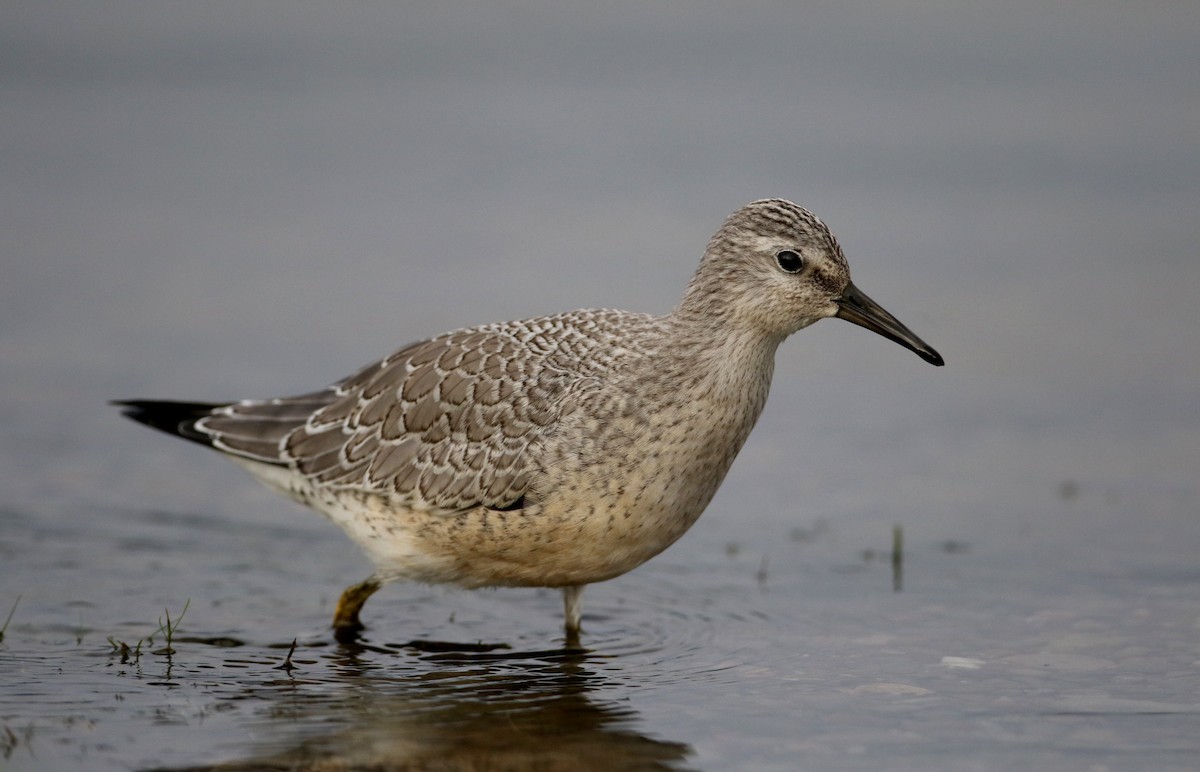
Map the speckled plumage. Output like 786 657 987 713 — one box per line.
116 199 943 643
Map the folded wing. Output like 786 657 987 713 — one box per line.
193 325 586 513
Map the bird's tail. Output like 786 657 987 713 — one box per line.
111 399 223 447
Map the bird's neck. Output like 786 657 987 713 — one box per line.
656 312 781 434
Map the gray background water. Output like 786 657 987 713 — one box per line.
2 2 1198 770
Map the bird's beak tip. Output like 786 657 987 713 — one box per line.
834 283 944 367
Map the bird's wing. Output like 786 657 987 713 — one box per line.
196 317 612 512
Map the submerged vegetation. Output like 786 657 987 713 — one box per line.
107 598 190 664
0 595 18 643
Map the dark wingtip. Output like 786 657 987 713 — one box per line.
112 399 221 445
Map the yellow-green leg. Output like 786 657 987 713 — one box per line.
332 576 381 642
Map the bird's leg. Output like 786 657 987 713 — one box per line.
332 575 381 642
562 585 585 649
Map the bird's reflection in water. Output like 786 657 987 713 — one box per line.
154 644 693 771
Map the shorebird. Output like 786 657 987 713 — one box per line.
116 199 943 644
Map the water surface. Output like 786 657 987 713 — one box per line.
2 3 1198 770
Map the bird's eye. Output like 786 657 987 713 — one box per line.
775 250 804 273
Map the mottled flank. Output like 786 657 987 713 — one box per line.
116 199 943 641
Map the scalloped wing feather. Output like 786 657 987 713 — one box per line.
193 312 638 513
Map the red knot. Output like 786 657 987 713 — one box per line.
116 199 943 645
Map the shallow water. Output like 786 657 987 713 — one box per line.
5 479 1199 770
3 3 1200 770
